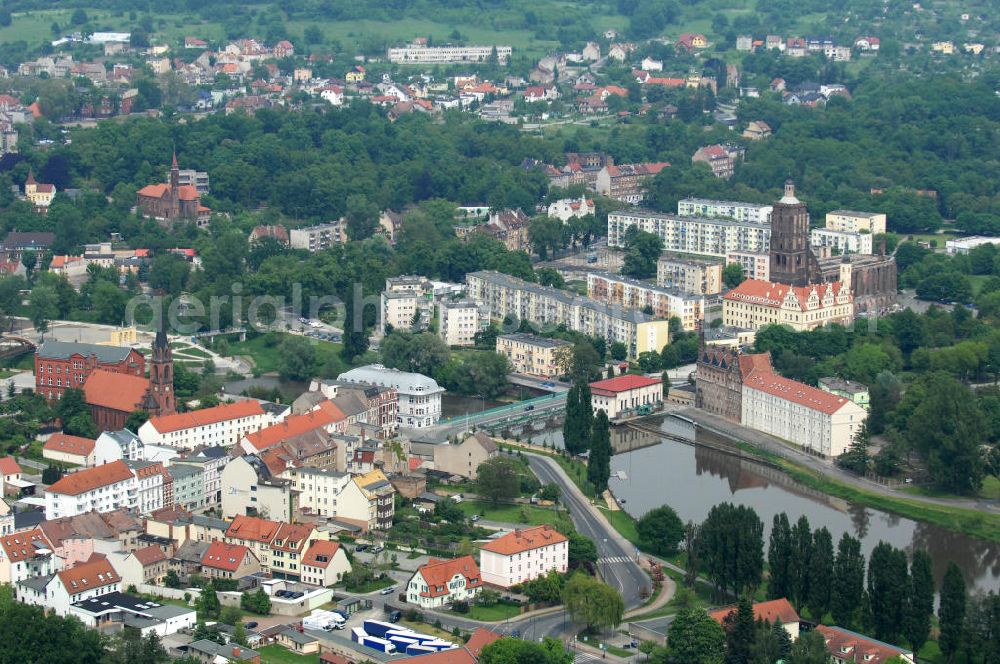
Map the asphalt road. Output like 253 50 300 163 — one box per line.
526 454 650 610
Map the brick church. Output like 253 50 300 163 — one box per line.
136 153 211 227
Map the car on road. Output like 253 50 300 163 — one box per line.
524 404 535 411
380 586 396 595
541 381 555 388
388 610 402 622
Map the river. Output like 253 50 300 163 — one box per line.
535 416 1000 594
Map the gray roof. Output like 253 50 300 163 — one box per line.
146 603 194 619
818 377 869 394
36 340 137 364
827 209 882 217
168 464 203 481
416 492 441 503
295 466 348 479
587 270 707 302
338 364 444 396
280 628 318 645
18 574 52 593
608 209 770 231
173 539 210 563
188 639 260 659
678 197 772 209
100 429 141 450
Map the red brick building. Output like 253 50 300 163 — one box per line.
35 340 145 401
136 154 210 226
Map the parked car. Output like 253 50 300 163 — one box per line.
541 381 555 388
355 544 368 552
524 404 535 411
243 621 258 629
380 586 396 595
371 544 385 554
471 514 481 522
388 610 402 622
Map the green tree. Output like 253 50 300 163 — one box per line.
621 228 664 279
566 531 598 567
240 588 271 615
904 549 934 654
28 284 59 333
789 515 813 610
723 263 746 289
587 409 612 494
767 513 792 601
562 572 624 631
195 587 221 619
125 410 149 432
528 216 565 259
562 380 594 456
831 533 865 628
637 505 684 557
479 636 573 664
684 521 700 588
724 595 756 664
381 331 449 372
277 334 317 381
700 503 764 598
345 193 380 240
938 562 966 663
807 527 834 620
476 456 521 505
837 421 871 474
785 630 830 664
865 541 908 644
666 607 726 664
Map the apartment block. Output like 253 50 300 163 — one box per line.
387 44 512 64
380 275 433 334
437 300 489 347
495 333 571 378
467 270 671 359
810 228 873 255
608 210 771 257
656 255 724 294
586 271 705 332
726 250 770 281
289 220 346 252
824 210 887 235
677 198 773 224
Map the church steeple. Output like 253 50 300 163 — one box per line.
149 315 175 416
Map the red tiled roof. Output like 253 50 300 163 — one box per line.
816 625 910 664
47 460 134 496
744 370 853 415
202 541 252 572
709 598 800 626
466 628 503 657
43 433 97 458
226 514 281 543
738 353 773 379
132 544 168 566
83 369 150 413
134 462 164 480
605 162 669 177
243 402 345 451
480 525 568 556
272 523 313 552
301 540 341 568
0 456 21 476
723 278 848 311
0 528 51 562
415 556 482 598
589 374 661 396
147 400 264 434
57 554 119 592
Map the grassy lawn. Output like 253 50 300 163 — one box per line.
173 346 211 359
455 499 566 526
905 232 959 248
257 644 317 664
398 618 461 642
226 333 349 376
460 601 522 622
0 354 33 371
969 274 992 298
340 575 396 594
598 507 639 548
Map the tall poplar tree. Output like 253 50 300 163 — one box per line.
724 595 756 664
865 541 909 644
790 515 813 610
905 549 934 654
939 562 967 663
831 533 865 628
807 527 835 620
587 409 611 494
767 513 792 601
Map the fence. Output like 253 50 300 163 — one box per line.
137 584 201 602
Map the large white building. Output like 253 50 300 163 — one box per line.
741 360 867 457
44 460 136 520
810 228 873 255
93 430 144 467
587 271 705 332
946 236 1000 255
608 210 771 257
406 555 483 608
547 197 595 221
138 400 277 450
726 250 770 282
437 300 489 347
337 365 444 429
380 275 434 334
825 210 887 235
0 528 61 584
388 44 512 65
126 461 165 515
467 270 671 360
289 221 346 251
723 277 854 332
479 525 568 588
657 256 724 295
677 198 773 224
589 374 664 419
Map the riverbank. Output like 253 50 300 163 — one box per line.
675 410 1000 544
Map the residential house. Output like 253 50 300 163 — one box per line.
406 556 482 608
23 170 55 209
38 510 142 567
127 461 166 515
657 256 724 295
94 429 144 466
431 433 498 480
18 554 122 616
337 365 444 430
169 464 204 511
495 333 570 378
289 221 347 251
186 640 261 663
678 34 708 51
692 144 743 178
219 455 293 520
479 525 568 588
589 375 664 419
742 120 772 140
595 163 669 204
816 625 914 664
380 275 434 334
139 400 277 450
352 469 395 531
201 541 260 580
224 515 281 574
44 461 136 520
547 197 595 221
300 540 352 587
239 401 346 455
640 57 663 71
0 528 61 584
171 446 230 508
709 599 800 640
437 300 489 347
818 377 870 410
111 544 169 587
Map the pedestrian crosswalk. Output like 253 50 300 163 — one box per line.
598 556 632 564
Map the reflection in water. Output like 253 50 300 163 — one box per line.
609 416 1000 594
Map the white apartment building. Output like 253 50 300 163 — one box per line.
387 44 512 65
811 228 874 255
946 236 1000 255
726 250 770 281
742 366 867 457
284 466 353 518
380 275 434 334
657 256 724 295
587 271 705 332
17 555 121 616
337 365 444 429
300 540 352 587
825 210 887 235
289 220 346 251
171 448 230 507
93 430 144 466
608 210 771 257
677 198 773 224
138 400 277 450
126 461 165 516
479 525 568 588
406 555 483 608
467 270 671 360
44 460 136 520
437 300 488 346
496 333 571 378
0 528 62 584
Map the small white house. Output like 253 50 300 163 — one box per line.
406 556 482 609
93 430 144 466
300 540 352 587
17 554 121 616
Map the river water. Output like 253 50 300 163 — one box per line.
534 416 1000 594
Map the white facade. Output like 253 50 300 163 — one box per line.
589 378 664 419
337 365 444 429
289 221 346 251
437 300 488 347
587 271 705 332
387 44 512 65
726 251 771 281
128 462 165 515
18 557 122 616
44 461 137 520
656 256 723 295
547 197 595 222
406 557 482 609
608 210 771 257
137 401 278 450
285 467 353 518
677 198 773 224
380 275 433 334
479 526 568 588
811 228 873 255
93 430 144 466
946 236 1000 255
741 377 867 458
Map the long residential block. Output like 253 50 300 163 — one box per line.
608 209 771 257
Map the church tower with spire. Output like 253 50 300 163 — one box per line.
168 151 180 218
148 315 175 416
768 179 823 286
